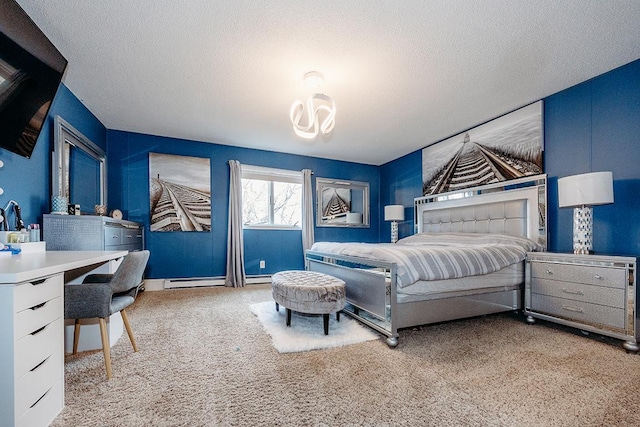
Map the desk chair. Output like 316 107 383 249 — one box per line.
64 250 150 379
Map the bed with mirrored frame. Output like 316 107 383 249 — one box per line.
306 175 547 347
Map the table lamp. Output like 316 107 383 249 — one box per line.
557 171 613 254
384 205 404 243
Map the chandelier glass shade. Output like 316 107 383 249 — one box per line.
290 72 336 139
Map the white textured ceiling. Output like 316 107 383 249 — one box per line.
16 0 640 165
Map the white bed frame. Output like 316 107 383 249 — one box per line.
306 175 547 347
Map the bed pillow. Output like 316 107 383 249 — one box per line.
396 232 544 252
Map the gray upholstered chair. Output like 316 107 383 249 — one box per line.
64 250 150 379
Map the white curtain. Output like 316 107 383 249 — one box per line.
225 160 246 287
301 169 315 257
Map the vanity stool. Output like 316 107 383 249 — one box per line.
271 270 346 335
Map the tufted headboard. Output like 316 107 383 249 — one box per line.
414 176 546 248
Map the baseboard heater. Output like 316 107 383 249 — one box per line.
163 275 271 289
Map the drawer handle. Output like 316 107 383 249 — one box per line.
561 288 584 296
594 274 603 280
562 305 584 313
545 270 553 275
30 355 50 372
30 301 48 311
30 324 48 336
31 278 47 286
30 389 50 409
112 235 119 239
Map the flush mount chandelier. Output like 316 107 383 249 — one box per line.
290 71 336 139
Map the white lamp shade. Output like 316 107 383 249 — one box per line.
558 171 614 208
384 205 405 221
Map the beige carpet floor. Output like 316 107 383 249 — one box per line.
53 284 640 426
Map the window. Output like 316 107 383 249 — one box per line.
242 165 302 229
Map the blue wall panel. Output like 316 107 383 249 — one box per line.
379 150 422 242
545 60 640 255
543 82 593 254
0 84 106 227
590 60 640 256
107 130 380 279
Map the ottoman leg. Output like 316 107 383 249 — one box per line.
336 311 340 322
323 313 329 335
275 302 279 312
286 308 292 327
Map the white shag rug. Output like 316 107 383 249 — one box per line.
250 301 379 353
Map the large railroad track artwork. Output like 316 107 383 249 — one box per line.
150 178 211 232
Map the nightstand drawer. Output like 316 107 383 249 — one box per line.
531 294 625 330
531 262 626 289
530 278 625 308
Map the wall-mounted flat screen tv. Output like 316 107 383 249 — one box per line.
0 0 67 158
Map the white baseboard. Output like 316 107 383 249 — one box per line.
142 275 273 291
142 279 165 291
246 275 272 284
163 277 225 289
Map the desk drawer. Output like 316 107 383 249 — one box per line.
16 378 63 427
530 278 624 309
531 294 625 330
15 350 62 420
531 262 626 289
14 274 63 313
14 318 62 379
15 296 62 340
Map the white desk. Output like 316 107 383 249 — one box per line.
0 250 127 427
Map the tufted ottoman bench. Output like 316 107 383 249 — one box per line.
271 270 346 335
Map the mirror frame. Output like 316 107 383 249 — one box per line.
316 177 370 227
52 115 107 206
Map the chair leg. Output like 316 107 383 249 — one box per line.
73 319 81 354
99 318 113 380
120 308 138 352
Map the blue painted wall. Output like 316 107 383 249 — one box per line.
379 150 422 242
107 131 380 279
3 59 638 281
381 59 640 257
545 59 640 256
0 84 106 227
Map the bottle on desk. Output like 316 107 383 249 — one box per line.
28 224 40 242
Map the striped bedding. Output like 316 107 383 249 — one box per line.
309 232 543 288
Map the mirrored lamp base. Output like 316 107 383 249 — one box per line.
573 205 593 255
390 221 399 243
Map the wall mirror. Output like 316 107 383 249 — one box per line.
316 178 369 227
52 116 107 212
